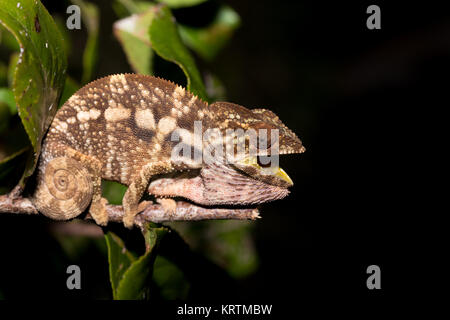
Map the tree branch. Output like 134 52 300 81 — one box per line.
0 189 260 226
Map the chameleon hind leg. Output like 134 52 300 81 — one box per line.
64 146 109 225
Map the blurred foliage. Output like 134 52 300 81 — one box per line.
0 0 258 300
71 0 99 84
0 0 67 184
156 0 208 9
149 4 207 100
178 5 240 61
153 255 190 299
113 5 155 74
167 220 258 278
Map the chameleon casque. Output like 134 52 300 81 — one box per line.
32 74 305 228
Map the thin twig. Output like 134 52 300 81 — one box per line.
0 191 260 226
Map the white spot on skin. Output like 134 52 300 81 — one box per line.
105 107 131 122
173 99 182 109
67 117 76 124
183 105 190 114
109 84 117 93
76 111 91 123
108 99 117 108
135 109 156 130
90 108 101 120
110 74 128 87
174 86 185 99
142 89 149 97
154 87 164 98
158 116 177 135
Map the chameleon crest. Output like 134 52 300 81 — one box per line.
32 74 305 228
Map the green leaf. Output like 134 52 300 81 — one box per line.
0 24 20 51
178 5 240 61
0 0 67 181
149 5 207 101
0 88 16 114
156 0 208 9
105 225 168 300
7 53 19 89
104 231 136 299
115 224 168 300
71 0 99 84
113 7 155 75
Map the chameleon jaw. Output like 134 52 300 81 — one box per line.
232 156 294 188
148 162 291 208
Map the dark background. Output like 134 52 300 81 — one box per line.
1 0 446 312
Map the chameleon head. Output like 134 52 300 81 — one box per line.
205 101 305 189
149 102 305 206
32 157 93 220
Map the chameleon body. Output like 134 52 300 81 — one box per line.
32 74 305 228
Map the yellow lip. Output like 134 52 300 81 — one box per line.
260 166 293 186
237 157 294 187
274 167 293 186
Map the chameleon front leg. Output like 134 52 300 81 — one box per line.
122 162 171 228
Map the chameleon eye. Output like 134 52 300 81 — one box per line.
257 155 272 168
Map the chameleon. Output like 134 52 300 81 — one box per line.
32 74 305 228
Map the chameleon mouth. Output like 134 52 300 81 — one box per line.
232 155 294 188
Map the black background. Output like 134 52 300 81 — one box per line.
1 0 446 313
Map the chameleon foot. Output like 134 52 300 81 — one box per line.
89 197 109 226
157 198 177 218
